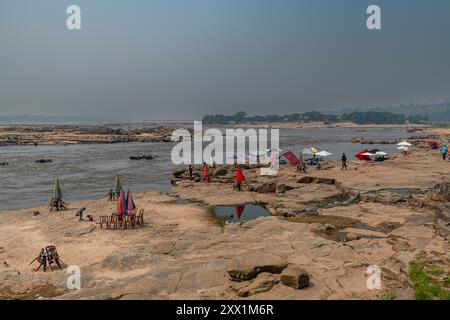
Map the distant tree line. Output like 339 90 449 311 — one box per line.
342 99 450 122
202 111 428 125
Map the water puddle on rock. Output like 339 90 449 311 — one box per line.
363 188 418 197
305 193 359 211
212 204 270 223
171 196 270 223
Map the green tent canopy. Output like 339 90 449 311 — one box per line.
114 175 123 193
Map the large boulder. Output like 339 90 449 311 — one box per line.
345 232 360 242
435 206 450 240
173 169 187 178
256 182 277 193
213 167 228 176
237 272 279 297
297 176 318 184
227 253 288 281
316 178 336 185
276 184 295 194
280 265 310 289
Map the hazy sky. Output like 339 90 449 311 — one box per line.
1 0 450 120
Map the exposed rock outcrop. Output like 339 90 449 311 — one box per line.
280 266 310 289
227 253 288 281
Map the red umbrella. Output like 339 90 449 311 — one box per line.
235 205 245 220
355 149 372 161
203 165 209 178
117 191 127 216
235 167 245 183
428 141 439 149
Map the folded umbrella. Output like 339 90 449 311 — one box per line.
235 167 245 183
235 205 245 220
117 191 127 216
126 190 136 215
114 175 123 194
53 178 62 200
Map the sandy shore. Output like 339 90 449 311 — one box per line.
1 131 449 300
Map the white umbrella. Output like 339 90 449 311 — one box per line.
397 146 410 151
316 151 333 157
397 141 412 147
375 151 388 156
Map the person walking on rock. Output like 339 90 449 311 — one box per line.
341 153 348 170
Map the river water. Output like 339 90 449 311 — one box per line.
0 127 410 210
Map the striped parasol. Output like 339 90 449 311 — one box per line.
53 178 62 200
117 191 127 216
126 189 136 215
114 175 123 194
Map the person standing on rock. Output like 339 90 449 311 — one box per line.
107 188 114 201
189 164 193 180
297 154 307 173
341 153 348 170
442 145 448 160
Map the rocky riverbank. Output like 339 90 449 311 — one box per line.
0 124 182 146
0 131 448 300
170 134 450 299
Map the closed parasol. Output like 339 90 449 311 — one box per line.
53 178 62 200
203 165 209 178
235 167 245 183
235 205 245 220
117 191 127 216
126 190 136 215
114 175 123 194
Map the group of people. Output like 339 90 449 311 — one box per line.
188 163 245 190
187 163 213 183
296 152 348 171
